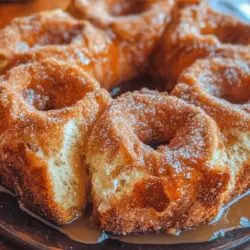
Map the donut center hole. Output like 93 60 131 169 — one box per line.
27 23 86 48
107 0 146 16
202 62 250 104
147 139 170 150
110 77 161 98
23 80 88 111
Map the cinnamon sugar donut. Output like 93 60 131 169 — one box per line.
0 59 111 224
151 0 250 91
87 89 229 234
0 0 174 90
0 10 85 68
0 21 122 90
172 53 250 201
68 0 173 29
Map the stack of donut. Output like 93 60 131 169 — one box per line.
0 0 250 236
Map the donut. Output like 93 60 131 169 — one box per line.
0 10 84 68
68 0 173 29
172 52 250 201
150 0 250 91
0 59 111 224
0 21 122 90
0 0 174 90
87 89 229 234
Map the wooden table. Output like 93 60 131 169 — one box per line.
0 1 70 247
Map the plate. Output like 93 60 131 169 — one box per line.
1 192 250 250
1 1 250 249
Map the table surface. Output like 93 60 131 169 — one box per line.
0 1 70 247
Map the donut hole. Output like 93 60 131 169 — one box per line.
110 77 161 98
23 77 91 111
200 60 250 104
32 24 85 46
106 0 146 16
147 139 171 150
133 121 174 151
17 17 89 49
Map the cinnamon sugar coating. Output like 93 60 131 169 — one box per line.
0 59 111 224
87 89 229 234
150 0 250 91
172 52 250 130
1 21 122 90
0 10 80 66
68 0 173 29
0 0 174 90
0 0 249 234
172 51 250 202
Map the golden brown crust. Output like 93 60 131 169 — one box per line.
150 0 250 91
172 51 250 202
93 170 229 234
0 0 175 225
68 0 174 30
0 59 111 224
0 163 15 192
233 164 250 200
0 19 121 90
0 0 249 232
87 89 229 234
6 145 69 224
0 0 174 90
0 10 80 62
172 52 250 130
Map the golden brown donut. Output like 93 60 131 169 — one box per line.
150 0 250 91
0 10 84 68
0 21 122 90
0 0 174 90
87 89 229 234
0 59 111 224
172 52 250 201
68 0 173 28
